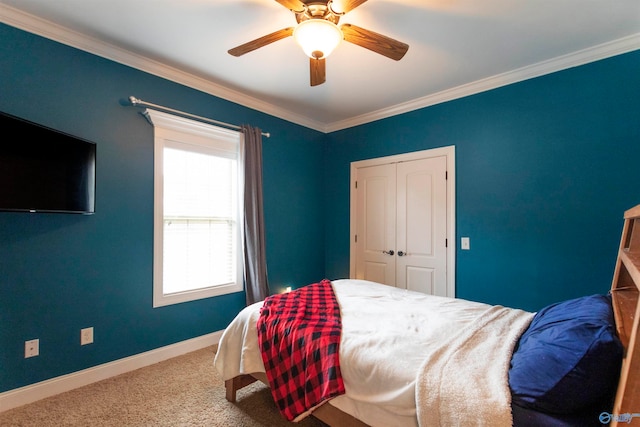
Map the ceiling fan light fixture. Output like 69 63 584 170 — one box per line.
293 19 343 59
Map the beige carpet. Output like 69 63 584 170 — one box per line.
0 346 327 427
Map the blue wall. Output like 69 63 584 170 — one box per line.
1 21 639 394
323 50 640 311
0 24 325 393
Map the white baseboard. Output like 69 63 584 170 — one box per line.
0 330 223 413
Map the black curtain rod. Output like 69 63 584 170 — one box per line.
128 96 270 138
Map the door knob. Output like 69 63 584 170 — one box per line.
397 251 405 256
383 250 395 255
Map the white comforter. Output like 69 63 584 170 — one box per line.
214 279 533 427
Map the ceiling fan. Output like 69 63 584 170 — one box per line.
228 0 409 86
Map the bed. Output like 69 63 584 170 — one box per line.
214 204 640 427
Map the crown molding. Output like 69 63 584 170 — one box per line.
0 4 327 132
2 4 638 134
326 33 640 133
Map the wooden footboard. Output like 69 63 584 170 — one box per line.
224 373 369 426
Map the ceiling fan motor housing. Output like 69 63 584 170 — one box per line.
295 2 340 24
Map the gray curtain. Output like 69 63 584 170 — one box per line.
241 125 269 304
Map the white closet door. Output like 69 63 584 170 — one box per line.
351 147 453 297
354 163 396 286
395 156 448 295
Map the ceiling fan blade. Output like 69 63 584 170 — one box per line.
331 0 368 14
310 57 326 86
228 27 294 57
274 0 305 12
340 23 409 61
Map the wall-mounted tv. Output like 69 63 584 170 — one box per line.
0 112 96 214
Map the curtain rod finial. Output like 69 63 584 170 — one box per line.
129 96 140 106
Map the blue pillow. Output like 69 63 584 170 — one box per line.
509 294 622 415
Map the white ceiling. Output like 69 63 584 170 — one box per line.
2 0 639 133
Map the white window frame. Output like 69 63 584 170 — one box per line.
145 109 244 308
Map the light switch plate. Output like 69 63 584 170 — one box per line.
461 237 470 250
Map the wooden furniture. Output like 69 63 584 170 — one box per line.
610 204 640 426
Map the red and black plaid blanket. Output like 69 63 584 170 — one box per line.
257 279 345 421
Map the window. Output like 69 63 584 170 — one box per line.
146 109 243 307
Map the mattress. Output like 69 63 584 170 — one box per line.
215 279 534 426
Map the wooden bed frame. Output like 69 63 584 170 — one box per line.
225 204 640 427
224 372 368 426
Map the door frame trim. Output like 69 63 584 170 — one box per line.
349 145 456 297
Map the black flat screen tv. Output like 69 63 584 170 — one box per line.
0 112 96 214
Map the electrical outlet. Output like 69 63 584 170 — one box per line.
25 339 39 358
81 327 94 345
